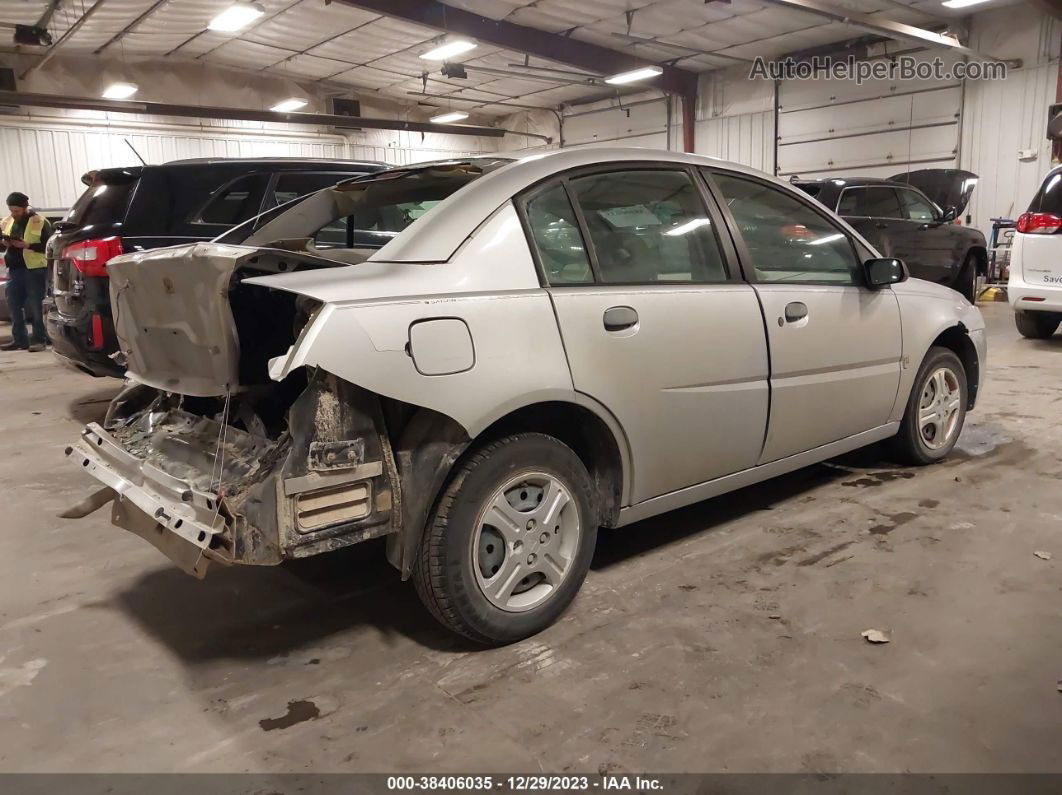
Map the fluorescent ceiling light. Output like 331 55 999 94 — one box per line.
208 2 265 32
604 65 663 85
420 39 477 61
101 82 138 99
430 111 469 124
271 98 307 112
940 0 991 6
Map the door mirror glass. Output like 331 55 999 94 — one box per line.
864 257 907 288
941 206 958 223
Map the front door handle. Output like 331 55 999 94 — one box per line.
603 305 638 331
784 301 808 323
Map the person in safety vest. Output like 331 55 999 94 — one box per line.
2 192 52 352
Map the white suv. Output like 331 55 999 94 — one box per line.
1010 167 1062 338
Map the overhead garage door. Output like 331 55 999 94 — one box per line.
776 52 963 180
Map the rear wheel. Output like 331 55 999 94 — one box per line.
891 347 967 465
413 433 597 645
1014 310 1060 339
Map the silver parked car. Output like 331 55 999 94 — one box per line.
64 149 986 644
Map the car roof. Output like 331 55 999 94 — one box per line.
794 177 905 187
373 147 775 264
161 157 386 168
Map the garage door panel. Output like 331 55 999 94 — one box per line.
779 54 964 110
779 125 958 176
779 86 961 144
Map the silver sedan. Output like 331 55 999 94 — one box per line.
65 148 986 644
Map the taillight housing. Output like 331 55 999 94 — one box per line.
64 236 123 277
1015 212 1062 234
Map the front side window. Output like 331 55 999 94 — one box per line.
898 189 938 222
524 184 592 284
711 171 860 284
837 186 904 218
567 169 727 284
195 174 270 226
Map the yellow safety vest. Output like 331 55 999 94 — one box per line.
2 213 47 269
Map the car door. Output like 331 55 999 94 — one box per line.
706 169 902 464
891 187 956 284
521 166 770 505
836 185 905 256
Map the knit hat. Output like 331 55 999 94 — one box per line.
6 192 29 208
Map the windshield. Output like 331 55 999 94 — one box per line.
216 158 512 251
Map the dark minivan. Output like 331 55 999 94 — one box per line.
45 157 386 377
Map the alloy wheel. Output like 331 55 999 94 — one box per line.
918 367 962 450
471 471 581 612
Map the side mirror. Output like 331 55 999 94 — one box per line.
941 207 958 223
864 257 907 289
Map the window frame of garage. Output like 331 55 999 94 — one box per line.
513 161 744 288
698 166 875 287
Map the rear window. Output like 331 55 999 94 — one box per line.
229 159 511 251
66 175 138 227
1029 170 1062 215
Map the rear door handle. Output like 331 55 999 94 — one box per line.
603 305 638 331
784 301 808 323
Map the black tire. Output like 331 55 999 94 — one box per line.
954 254 977 303
890 346 968 466
412 433 598 645
1014 310 1060 340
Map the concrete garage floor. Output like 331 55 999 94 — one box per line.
0 302 1059 774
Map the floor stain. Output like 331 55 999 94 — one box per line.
918 498 940 509
868 511 918 536
797 541 856 567
842 471 915 488
259 699 320 732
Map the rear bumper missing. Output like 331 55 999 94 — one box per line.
63 372 400 577
66 423 226 577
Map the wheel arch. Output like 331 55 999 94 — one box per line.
927 324 980 409
385 396 630 579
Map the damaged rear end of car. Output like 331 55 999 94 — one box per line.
64 242 401 578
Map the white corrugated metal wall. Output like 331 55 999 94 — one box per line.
559 69 775 173
960 5 1060 233
0 111 495 210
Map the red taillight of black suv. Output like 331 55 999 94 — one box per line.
1015 212 1062 234
64 236 124 277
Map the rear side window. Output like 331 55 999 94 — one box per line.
837 186 904 218
711 171 859 284
1028 170 1062 215
567 169 727 284
195 174 270 225
524 184 592 284
66 179 137 227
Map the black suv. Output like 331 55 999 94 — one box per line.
793 170 987 301
44 157 385 377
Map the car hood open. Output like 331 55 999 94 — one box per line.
889 169 978 216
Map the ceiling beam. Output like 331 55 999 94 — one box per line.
760 0 1008 62
0 90 506 136
332 0 698 96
